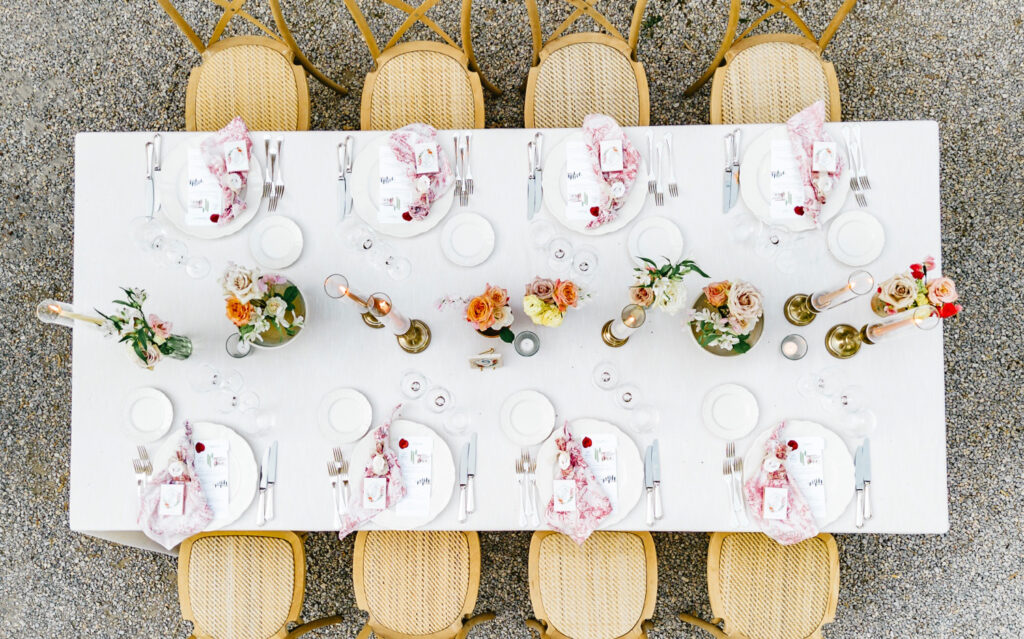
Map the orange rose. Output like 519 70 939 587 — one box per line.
466 296 495 330
484 284 508 308
552 280 578 312
704 281 730 307
225 297 254 327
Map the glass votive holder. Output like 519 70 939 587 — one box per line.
514 331 540 357
780 334 808 360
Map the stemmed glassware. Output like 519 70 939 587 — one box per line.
342 223 411 280
798 368 877 436
129 214 210 279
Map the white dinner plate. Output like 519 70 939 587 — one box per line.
627 216 684 266
826 209 885 266
535 418 644 527
249 215 303 269
157 140 263 239
154 422 258 531
739 126 850 232
440 212 495 266
743 419 855 527
122 387 173 442
317 388 372 443
701 383 759 440
348 419 455 528
542 132 647 236
500 390 556 446
350 135 455 238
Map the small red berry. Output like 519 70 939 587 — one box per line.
787 440 798 450
401 211 412 221
195 442 206 453
398 438 409 449
794 206 805 216
209 214 219 223
582 437 592 448
589 206 600 217
877 287 882 293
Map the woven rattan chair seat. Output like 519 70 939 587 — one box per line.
532 41 642 128
719 41 831 124
366 49 479 130
193 42 301 131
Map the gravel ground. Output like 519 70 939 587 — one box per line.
1 1 1022 637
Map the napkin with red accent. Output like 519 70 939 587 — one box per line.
195 115 252 224
379 123 454 222
743 421 819 545
781 100 844 226
544 422 613 544
575 113 641 229
338 405 408 539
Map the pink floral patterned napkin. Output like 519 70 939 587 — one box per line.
387 123 454 221
743 422 819 545
199 116 253 223
544 422 613 545
785 101 844 227
580 113 641 229
338 406 408 539
138 421 214 550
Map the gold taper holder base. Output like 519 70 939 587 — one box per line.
825 324 865 359
397 319 431 353
601 320 629 347
362 312 384 328
784 293 817 326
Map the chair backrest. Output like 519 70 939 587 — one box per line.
353 530 481 638
708 532 839 639
525 0 649 65
158 0 283 54
342 0 476 64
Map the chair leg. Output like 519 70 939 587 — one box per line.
525 618 547 639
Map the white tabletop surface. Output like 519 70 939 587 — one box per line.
70 122 947 549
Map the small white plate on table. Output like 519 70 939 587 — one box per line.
350 135 455 238
701 384 759 440
317 388 372 443
157 140 263 239
542 132 647 236
249 215 303 269
739 126 850 232
153 422 258 531
122 387 173 443
440 213 495 266
743 419 855 527
628 216 684 266
500 390 556 446
826 209 885 266
535 418 644 527
348 419 455 528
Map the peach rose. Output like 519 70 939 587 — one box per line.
629 285 655 307
552 280 578 311
225 297 254 327
704 281 731 307
484 284 508 308
466 296 495 330
926 277 958 306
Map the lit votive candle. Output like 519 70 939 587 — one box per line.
514 331 540 357
780 334 808 360
609 304 646 341
368 293 412 335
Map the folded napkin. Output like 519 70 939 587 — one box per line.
393 435 432 518
784 437 826 522
192 438 230 518
580 433 618 512
138 421 214 550
383 123 454 221
544 422 613 545
783 100 844 226
338 406 408 539
743 422 819 545
197 116 252 224
579 113 641 229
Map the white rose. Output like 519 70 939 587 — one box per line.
371 454 388 476
220 262 259 302
878 273 918 310
265 296 287 320
491 305 514 329
726 280 764 325
654 280 687 315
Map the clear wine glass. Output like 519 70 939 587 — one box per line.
400 370 428 399
130 216 167 252
727 211 759 244
546 237 573 272
627 405 661 433
614 384 641 410
572 247 599 280
426 386 452 413
385 254 412 280
443 408 472 436
159 238 189 268
345 225 377 253
188 363 243 394
826 385 878 436
528 219 556 249
185 255 211 279
592 362 620 390
797 367 846 400
216 389 259 414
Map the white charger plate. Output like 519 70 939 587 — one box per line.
157 140 262 239
542 132 647 236
743 419 855 527
249 215 303 269
701 383 759 440
122 387 173 442
500 390 556 446
351 135 455 238
348 419 455 528
153 422 258 531
739 126 850 232
317 388 372 443
535 418 644 527
627 216 684 266
826 209 885 266
440 212 495 266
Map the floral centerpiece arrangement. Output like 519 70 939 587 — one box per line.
689 280 765 354
629 257 708 315
465 284 515 342
97 287 192 369
523 277 585 327
221 262 305 347
872 256 963 319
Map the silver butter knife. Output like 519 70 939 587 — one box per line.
533 132 544 215
652 439 663 520
458 443 469 523
337 141 348 220
265 441 278 521
721 133 733 213
862 438 872 520
730 128 741 209
527 141 537 219
644 445 655 526
152 134 162 172
256 446 270 526
467 433 477 514
144 141 155 219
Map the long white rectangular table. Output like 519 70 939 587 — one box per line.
71 122 946 553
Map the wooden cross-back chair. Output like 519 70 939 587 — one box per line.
341 0 500 130
687 0 858 124
158 0 345 131
524 0 650 128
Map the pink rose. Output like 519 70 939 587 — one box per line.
926 277 958 306
148 314 172 339
629 286 654 308
526 277 556 303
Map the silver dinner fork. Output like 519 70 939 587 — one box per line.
646 131 655 194
262 136 272 199
664 134 679 197
272 137 285 209
654 143 665 206
463 133 474 195
326 461 341 527
333 447 350 514
853 126 871 190
453 134 463 203
132 458 148 498
267 143 279 211
842 127 867 207
459 143 469 206
527 453 539 527
721 458 737 524
514 455 527 527
732 457 747 523
136 446 152 476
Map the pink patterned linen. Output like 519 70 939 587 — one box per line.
338 405 408 539
743 422 819 546
580 113 641 229
199 116 253 223
387 123 454 221
785 100 844 227
138 421 215 550
543 422 613 545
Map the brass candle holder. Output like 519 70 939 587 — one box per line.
826 306 939 359
367 292 431 354
324 274 383 327
602 304 646 347
396 319 432 354
784 270 875 326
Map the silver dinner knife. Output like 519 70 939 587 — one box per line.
533 132 544 215
652 439 664 520
730 128 741 209
265 441 278 521
458 443 469 523
526 141 537 219
854 443 866 528
644 445 655 526
467 433 478 514
721 133 733 213
144 141 155 219
256 446 270 526
337 141 348 220
862 438 872 520
152 133 162 172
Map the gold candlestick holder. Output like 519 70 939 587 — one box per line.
824 324 866 359
601 304 646 347
784 270 875 326
362 312 384 328
396 319 431 353
826 306 939 359
783 294 817 326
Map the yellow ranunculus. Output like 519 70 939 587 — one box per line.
915 293 930 308
523 294 545 318
539 308 564 327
